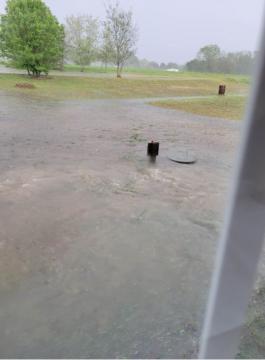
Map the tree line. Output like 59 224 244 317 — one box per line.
124 55 179 70
185 44 256 75
0 0 256 77
0 0 138 77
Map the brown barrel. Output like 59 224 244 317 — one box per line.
218 85 226 95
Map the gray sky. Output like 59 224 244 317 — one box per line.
0 0 264 63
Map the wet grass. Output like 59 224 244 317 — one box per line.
150 95 247 120
0 72 249 100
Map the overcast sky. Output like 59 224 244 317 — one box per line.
0 0 264 63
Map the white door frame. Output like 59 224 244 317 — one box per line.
199 13 265 359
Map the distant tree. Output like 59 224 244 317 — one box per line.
197 44 221 61
99 25 113 70
186 44 255 75
235 51 254 74
125 54 140 67
138 58 159 69
139 58 151 68
197 44 221 72
0 0 64 77
186 58 206 72
124 54 141 67
160 62 166 69
166 62 179 69
149 61 160 69
65 15 99 71
103 2 138 78
185 42 255 75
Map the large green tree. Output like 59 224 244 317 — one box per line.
0 0 64 76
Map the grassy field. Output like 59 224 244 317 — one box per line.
0 70 249 102
150 95 247 120
3 61 251 82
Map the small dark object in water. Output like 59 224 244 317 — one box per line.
168 150 196 164
218 84 226 95
147 141 159 158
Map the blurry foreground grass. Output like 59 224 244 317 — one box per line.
151 95 247 120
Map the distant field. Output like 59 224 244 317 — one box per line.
64 64 184 76
150 95 247 120
63 64 251 81
0 70 249 101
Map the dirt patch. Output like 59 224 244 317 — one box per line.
15 83 36 89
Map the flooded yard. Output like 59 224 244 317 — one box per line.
0 91 241 357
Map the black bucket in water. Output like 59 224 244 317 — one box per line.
147 141 159 157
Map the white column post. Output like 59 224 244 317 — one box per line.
199 13 265 359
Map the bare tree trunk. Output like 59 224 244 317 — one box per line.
117 63 122 78
31 66 41 78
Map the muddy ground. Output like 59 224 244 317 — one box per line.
0 91 260 358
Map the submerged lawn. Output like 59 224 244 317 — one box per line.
150 95 247 120
0 72 249 100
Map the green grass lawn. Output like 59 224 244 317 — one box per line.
0 71 249 101
150 95 247 120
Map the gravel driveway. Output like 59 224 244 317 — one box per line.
0 92 242 358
